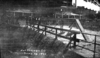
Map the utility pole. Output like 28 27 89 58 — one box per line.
75 0 77 7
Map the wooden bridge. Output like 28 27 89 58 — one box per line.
4 9 100 58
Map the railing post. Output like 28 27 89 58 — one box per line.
50 28 58 47
63 36 74 54
37 25 39 32
73 33 77 49
55 28 57 40
37 19 41 32
55 14 56 18
45 26 47 36
14 12 15 17
93 35 96 58
68 15 69 19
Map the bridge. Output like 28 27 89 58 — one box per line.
3 9 100 58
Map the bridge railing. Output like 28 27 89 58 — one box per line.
32 24 100 58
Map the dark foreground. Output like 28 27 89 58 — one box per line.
0 25 85 58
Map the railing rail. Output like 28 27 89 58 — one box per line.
32 24 100 58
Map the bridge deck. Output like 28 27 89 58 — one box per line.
38 31 99 58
